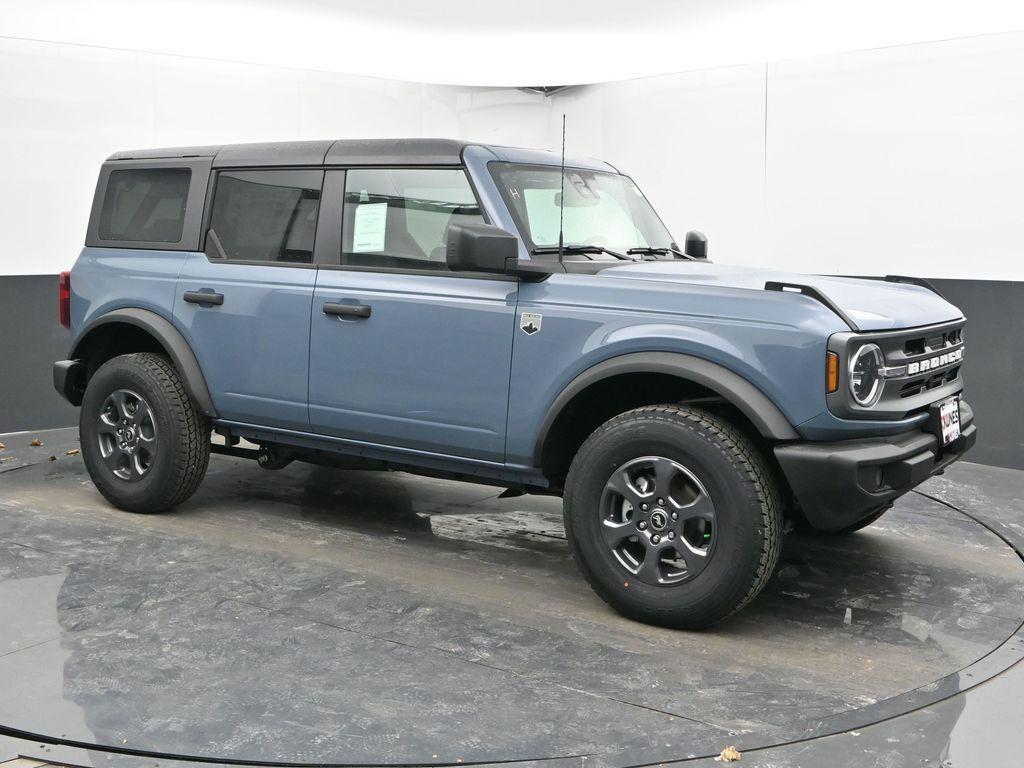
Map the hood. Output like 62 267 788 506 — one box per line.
600 261 962 332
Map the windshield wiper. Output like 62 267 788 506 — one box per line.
532 245 635 261
627 246 694 260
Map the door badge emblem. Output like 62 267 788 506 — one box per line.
520 312 542 335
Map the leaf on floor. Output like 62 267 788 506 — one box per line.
0 442 6 450
30 438 43 446
65 448 80 456
715 746 742 762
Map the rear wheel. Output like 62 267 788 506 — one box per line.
80 353 210 513
563 405 782 629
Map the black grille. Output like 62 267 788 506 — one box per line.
899 365 960 398
902 327 961 358
827 317 966 420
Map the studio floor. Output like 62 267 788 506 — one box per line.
0 427 1022 768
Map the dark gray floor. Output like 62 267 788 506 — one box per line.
0 427 1022 767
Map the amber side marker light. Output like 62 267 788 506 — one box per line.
826 352 840 393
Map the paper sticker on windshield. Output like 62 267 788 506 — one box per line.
352 202 387 252
568 173 598 199
520 312 542 335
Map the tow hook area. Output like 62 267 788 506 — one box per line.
257 444 296 471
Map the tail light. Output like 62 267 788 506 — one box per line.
59 271 71 328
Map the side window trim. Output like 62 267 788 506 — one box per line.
313 170 346 266
85 157 213 251
197 164 510 278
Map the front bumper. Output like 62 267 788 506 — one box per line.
774 401 976 530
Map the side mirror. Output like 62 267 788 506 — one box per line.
684 230 708 259
446 222 519 274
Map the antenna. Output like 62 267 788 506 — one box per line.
557 113 566 264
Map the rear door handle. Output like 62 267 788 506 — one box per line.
183 291 224 306
323 302 371 319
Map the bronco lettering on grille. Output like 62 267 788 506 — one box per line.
907 347 963 375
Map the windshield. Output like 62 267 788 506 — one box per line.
490 162 675 256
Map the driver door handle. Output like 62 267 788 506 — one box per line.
323 302 371 319
183 291 224 306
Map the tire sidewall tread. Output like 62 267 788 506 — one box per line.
563 404 782 629
79 352 209 513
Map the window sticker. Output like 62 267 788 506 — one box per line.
352 202 387 252
568 173 598 199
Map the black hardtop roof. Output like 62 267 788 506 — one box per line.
105 138 619 172
108 138 471 167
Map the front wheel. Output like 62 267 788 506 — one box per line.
80 353 210 513
563 405 782 630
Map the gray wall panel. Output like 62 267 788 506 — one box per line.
0 275 77 434
1 275 1020 470
931 279 1023 470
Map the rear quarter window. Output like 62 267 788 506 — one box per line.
98 168 191 243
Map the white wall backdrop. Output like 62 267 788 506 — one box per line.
7 0 1024 87
1 30 1023 279
552 65 769 272
0 37 549 276
556 30 1024 282
765 32 1024 280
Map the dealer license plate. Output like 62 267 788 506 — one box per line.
938 397 961 446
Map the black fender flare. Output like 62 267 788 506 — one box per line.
533 351 798 464
70 308 217 418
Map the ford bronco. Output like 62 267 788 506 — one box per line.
53 139 975 628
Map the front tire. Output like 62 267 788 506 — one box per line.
563 405 782 630
80 353 210 513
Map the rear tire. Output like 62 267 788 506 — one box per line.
563 405 782 630
80 353 210 513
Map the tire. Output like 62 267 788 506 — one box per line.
563 405 782 630
80 352 210 513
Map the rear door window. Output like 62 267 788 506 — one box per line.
208 170 323 264
98 168 191 243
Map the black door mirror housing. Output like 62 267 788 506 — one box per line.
684 230 708 259
446 222 520 274
446 222 556 281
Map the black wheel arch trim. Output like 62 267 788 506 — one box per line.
68 308 217 418
533 352 799 465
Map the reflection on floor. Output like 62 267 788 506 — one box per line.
0 427 1022 767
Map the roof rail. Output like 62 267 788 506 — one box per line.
764 281 860 332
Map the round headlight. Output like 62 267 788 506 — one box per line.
849 344 884 406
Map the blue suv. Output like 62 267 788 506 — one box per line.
53 139 975 628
